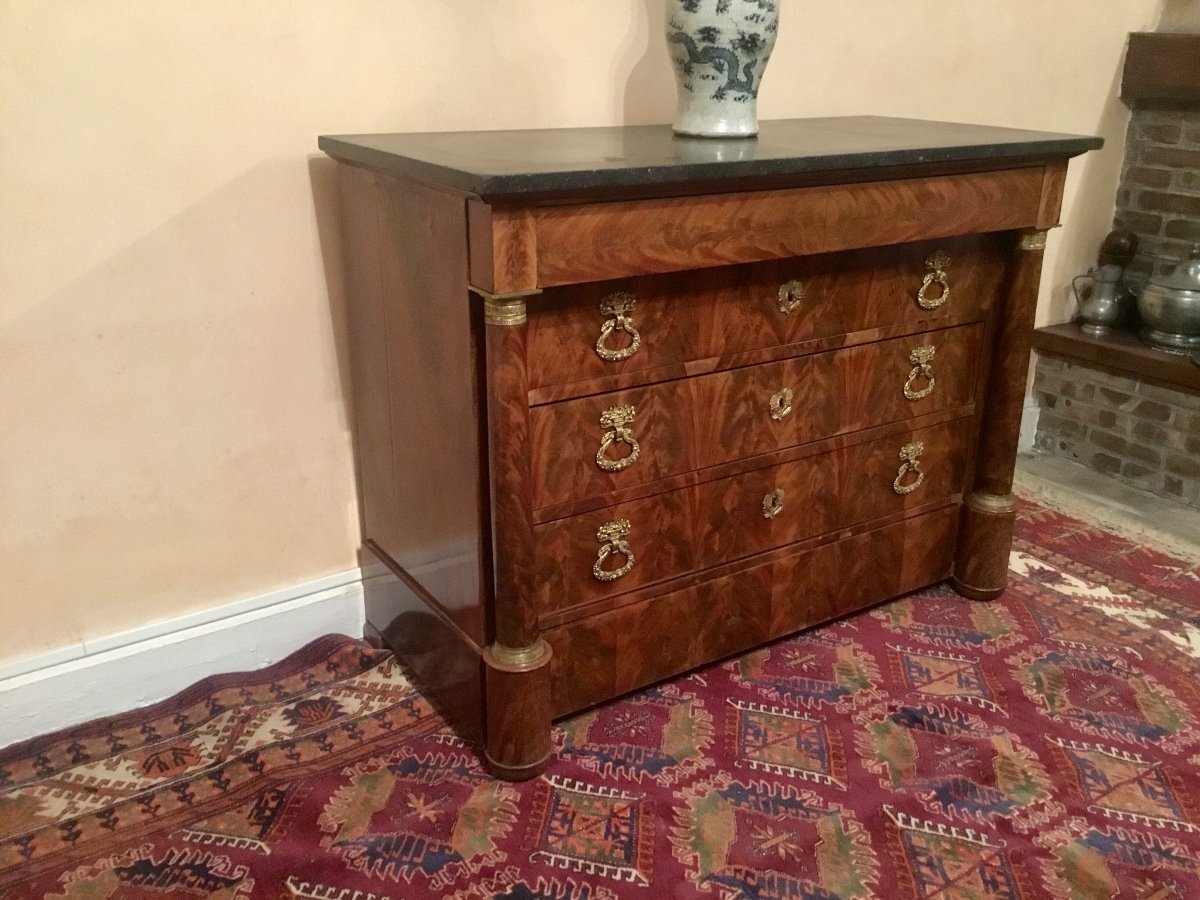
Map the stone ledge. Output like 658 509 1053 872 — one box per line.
1032 323 1200 394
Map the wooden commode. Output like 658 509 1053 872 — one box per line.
319 118 1100 780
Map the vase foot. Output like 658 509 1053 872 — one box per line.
672 101 760 139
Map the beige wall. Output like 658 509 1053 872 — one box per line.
1 0 1163 663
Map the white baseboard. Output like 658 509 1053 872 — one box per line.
0 570 366 749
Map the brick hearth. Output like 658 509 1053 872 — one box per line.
1033 354 1200 507
1032 32 1199 509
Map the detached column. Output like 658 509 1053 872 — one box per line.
476 284 554 780
953 228 1049 601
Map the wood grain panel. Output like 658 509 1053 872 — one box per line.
532 404 973 524
837 418 972 527
689 453 840 569
835 324 982 435
483 644 553 780
527 319 984 407
954 230 1047 599
696 348 840 467
1037 160 1068 230
527 235 1008 391
530 324 982 510
365 541 484 746
531 168 1044 287
530 448 841 615
532 418 968 618
468 201 538 294
530 378 695 509
494 208 538 294
545 506 959 717
484 321 538 648
832 506 959 619
967 237 1043 498
531 489 696 612
342 169 486 644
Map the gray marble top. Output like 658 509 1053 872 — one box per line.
319 117 1101 200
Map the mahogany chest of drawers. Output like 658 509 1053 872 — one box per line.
320 117 1099 779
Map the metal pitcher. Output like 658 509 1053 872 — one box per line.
1072 264 1123 336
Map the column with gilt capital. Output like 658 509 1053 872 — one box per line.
952 228 1049 601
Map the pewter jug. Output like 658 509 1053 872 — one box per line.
1072 264 1123 336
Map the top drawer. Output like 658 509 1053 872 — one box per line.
468 166 1049 293
526 235 1006 393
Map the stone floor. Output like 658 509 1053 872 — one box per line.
1016 453 1200 563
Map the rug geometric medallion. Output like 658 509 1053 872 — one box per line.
3 501 1199 898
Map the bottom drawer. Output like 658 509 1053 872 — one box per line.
545 504 958 717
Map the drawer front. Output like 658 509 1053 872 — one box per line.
837 418 972 527
544 505 959 717
690 453 840 566
531 418 971 616
528 168 1044 288
532 489 698 603
530 324 982 510
527 236 1005 392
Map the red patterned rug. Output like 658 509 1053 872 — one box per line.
4 501 1200 899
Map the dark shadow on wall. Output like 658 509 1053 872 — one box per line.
624 0 674 127
308 151 371 575
308 154 354 440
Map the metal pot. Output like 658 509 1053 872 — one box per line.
1138 243 1200 353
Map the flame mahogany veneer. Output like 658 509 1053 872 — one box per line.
525 235 1007 394
532 417 973 620
322 119 1098 781
529 324 982 510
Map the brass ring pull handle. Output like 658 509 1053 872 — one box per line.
595 405 640 472
903 345 937 401
762 488 786 520
893 441 926 495
917 251 951 310
593 519 635 582
769 387 794 421
595 292 641 362
778 279 807 315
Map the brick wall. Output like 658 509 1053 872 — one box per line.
1031 100 1200 506
1115 106 1200 278
1033 354 1200 507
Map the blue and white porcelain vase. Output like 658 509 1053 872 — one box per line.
666 0 779 138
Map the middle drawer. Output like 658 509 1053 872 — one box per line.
530 323 982 510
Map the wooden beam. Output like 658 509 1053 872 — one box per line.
1122 33 1200 105
1032 323 1200 394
